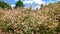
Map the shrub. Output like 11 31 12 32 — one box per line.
0 1 11 9
15 0 24 8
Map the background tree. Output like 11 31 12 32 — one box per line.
15 0 24 8
0 1 11 9
40 3 44 9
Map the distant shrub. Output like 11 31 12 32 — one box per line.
15 0 24 8
0 1 11 9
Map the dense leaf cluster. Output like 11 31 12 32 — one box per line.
15 0 24 8
0 0 24 9
0 1 11 9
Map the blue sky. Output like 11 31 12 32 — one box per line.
4 0 59 9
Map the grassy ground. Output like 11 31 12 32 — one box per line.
0 2 60 34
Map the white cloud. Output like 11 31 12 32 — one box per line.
23 1 33 4
11 5 15 7
23 0 45 5
32 0 45 5
23 0 45 9
35 6 41 9
32 5 41 10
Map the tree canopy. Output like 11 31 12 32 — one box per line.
0 1 11 9
15 0 24 8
